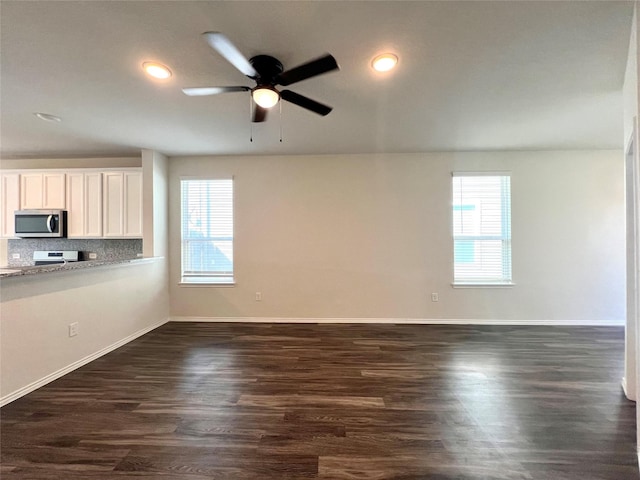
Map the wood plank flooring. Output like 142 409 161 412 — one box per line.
1 323 637 479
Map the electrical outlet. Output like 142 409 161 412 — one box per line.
255 292 262 301
68 322 79 337
88 252 97 260
431 293 439 302
11 253 20 259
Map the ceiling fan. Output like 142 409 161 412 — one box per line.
182 32 339 122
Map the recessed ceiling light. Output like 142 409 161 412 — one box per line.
372 53 398 72
143 62 172 79
34 113 61 122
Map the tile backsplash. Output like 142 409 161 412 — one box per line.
7 239 142 266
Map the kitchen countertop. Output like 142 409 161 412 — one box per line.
0 257 161 278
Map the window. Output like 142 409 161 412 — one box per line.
181 179 234 284
452 173 512 285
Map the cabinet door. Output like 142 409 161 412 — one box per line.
66 173 85 237
123 172 142 237
43 173 66 209
20 173 43 209
19 172 65 209
103 172 124 237
84 173 103 237
1 173 20 237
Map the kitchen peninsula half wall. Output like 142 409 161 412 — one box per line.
7 238 142 267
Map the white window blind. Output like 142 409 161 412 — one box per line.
452 174 512 285
181 179 234 284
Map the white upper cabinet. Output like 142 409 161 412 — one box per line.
1 173 20 238
84 173 103 237
66 172 103 238
21 172 66 209
103 172 124 237
20 173 43 209
103 171 142 238
43 173 66 208
2 168 141 239
66 173 85 237
124 171 142 237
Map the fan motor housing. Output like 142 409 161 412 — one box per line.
249 55 283 84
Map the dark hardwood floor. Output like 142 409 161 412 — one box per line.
1 323 637 479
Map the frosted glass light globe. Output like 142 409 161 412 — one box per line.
252 87 280 108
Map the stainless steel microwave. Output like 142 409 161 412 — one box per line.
14 210 67 238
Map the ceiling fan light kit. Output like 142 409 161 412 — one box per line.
252 87 280 109
182 32 339 124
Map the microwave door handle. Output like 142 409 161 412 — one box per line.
47 215 54 233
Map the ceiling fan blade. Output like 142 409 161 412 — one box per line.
202 32 258 77
280 90 332 116
253 105 268 123
182 86 250 96
277 54 339 86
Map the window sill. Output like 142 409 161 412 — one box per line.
180 277 235 287
452 282 515 288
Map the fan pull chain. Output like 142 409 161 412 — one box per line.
279 100 283 143
249 95 253 142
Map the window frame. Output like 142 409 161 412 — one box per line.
451 171 514 288
179 177 235 286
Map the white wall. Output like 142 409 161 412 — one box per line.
624 6 639 147
169 150 624 324
623 4 638 403
0 260 169 404
142 149 169 258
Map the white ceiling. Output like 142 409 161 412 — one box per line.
0 1 634 158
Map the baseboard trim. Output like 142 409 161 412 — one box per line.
622 377 628 397
169 316 624 326
621 377 638 402
0 318 169 407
